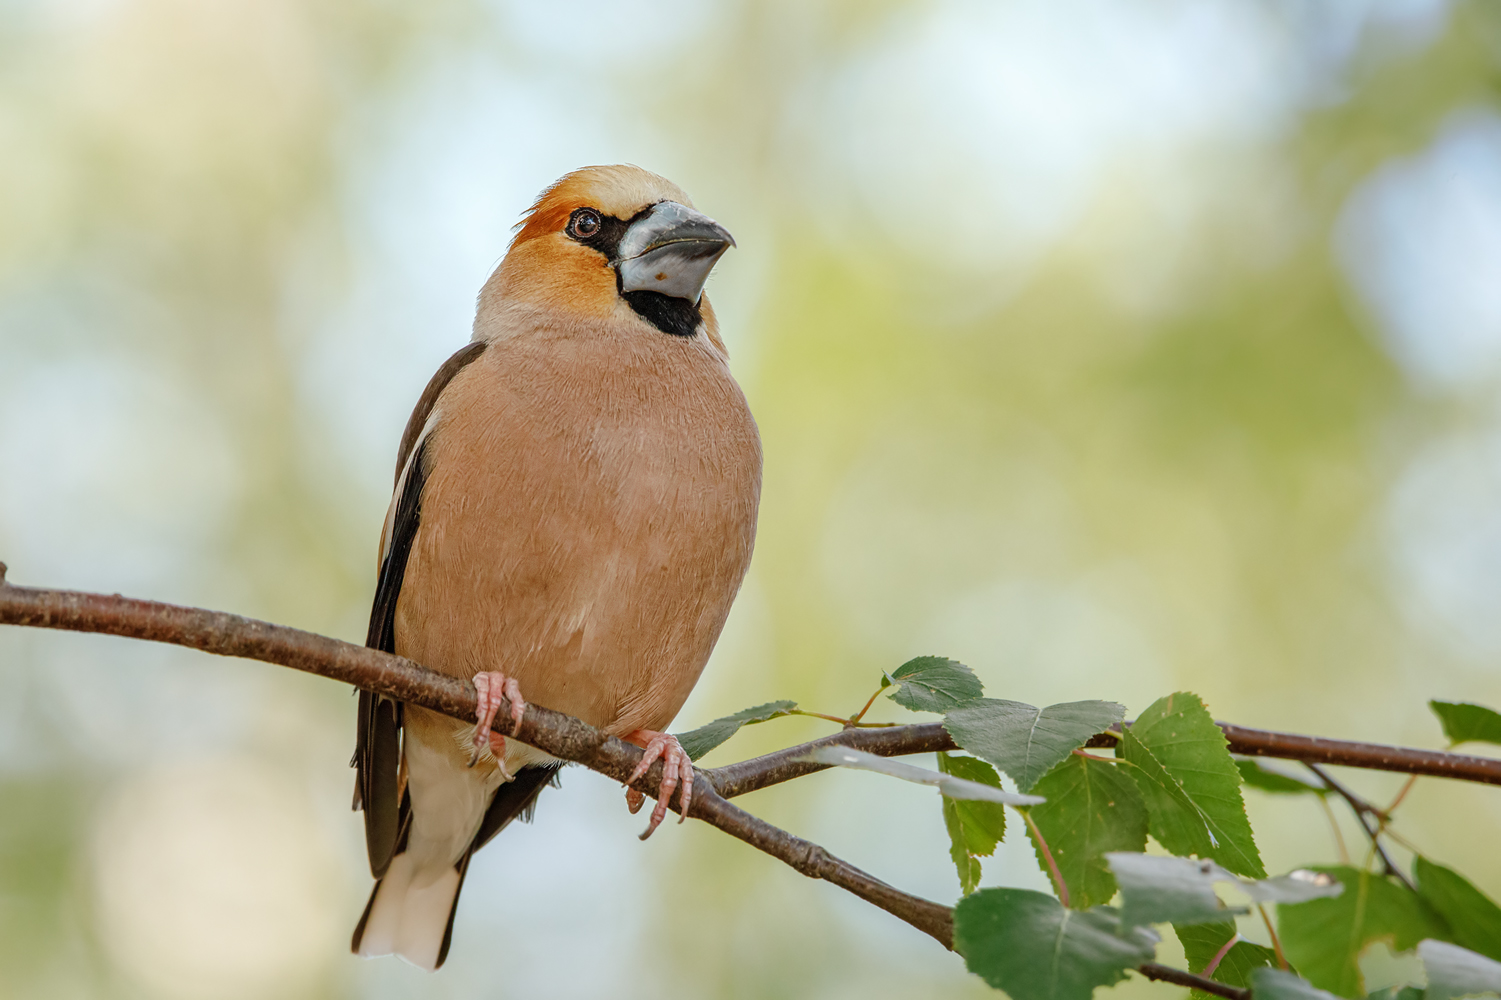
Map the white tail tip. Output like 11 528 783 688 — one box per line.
354 853 461 971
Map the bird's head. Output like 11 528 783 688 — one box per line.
482 164 735 341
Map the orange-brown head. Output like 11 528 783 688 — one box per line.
479 165 734 340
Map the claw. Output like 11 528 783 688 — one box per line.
622 730 694 839
469 672 527 769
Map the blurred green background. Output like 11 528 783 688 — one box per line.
2 1 1500 997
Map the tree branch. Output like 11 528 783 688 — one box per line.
1215 723 1501 785
703 718 1501 799
0 567 1474 1000
0 568 953 947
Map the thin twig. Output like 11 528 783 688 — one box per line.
706 723 957 797
848 683 889 725
1386 774 1419 814
1305 763 1415 892
1379 823 1425 857
1138 963 1249 1000
788 709 897 729
1258 903 1288 971
1317 794 1352 866
0 569 1272 997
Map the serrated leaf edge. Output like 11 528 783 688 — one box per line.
1118 727 1264 878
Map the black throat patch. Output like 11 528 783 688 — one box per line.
620 290 702 338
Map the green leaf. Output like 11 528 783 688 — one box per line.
1116 692 1264 878
1414 857 1501 961
1254 968 1345 1000
1237 759 1326 795
1109 854 1249 928
1027 755 1147 908
953 888 1159 1000
884 656 983 713
937 753 1006 895
1177 921 1277 999
945 698 1125 792
674 700 797 761
1279 867 1450 998
1420 940 1501 1000
1109 854 1341 929
800 746 1043 805
1428 701 1501 747
949 843 981 899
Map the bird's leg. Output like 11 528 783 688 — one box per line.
469 671 526 771
622 729 694 840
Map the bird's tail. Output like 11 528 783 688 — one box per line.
350 764 561 971
351 853 466 971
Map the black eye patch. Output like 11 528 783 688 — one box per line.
564 204 656 260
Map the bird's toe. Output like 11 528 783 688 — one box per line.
470 671 524 768
623 730 695 840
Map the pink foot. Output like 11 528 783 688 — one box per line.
469 672 526 770
623 729 694 840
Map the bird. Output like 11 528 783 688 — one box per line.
348 164 761 970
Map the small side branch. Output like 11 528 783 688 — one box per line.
1305 762 1415 891
1138 962 1249 1000
707 723 958 797
1218 723 1501 786
705 720 1501 799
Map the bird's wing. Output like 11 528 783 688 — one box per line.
354 340 489 879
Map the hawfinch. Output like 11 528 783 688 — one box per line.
349 165 761 969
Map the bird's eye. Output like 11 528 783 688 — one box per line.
568 209 602 239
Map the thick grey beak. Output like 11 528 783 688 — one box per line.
614 201 735 303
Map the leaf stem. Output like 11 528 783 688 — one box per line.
1071 749 1119 763
1202 932 1240 977
1021 809 1070 908
788 709 898 729
1305 763 1415 892
1378 824 1423 857
848 683 890 725
1385 774 1419 815
1317 794 1351 865
1257 903 1288 971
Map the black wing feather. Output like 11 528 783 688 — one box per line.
353 341 487 880
355 437 428 878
